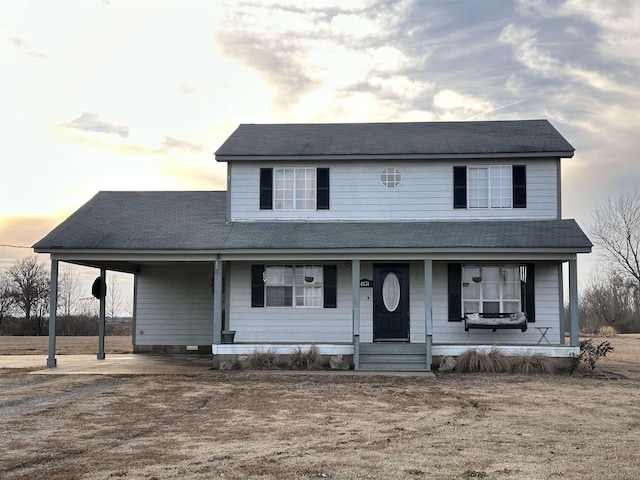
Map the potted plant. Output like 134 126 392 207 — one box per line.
221 330 236 343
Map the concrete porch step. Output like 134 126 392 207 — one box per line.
358 342 429 371
358 361 428 371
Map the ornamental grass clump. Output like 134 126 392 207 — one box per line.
287 345 321 370
456 348 510 373
510 353 556 374
243 348 278 369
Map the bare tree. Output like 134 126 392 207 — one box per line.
8 257 50 335
106 275 122 320
58 264 80 317
589 189 640 285
580 268 633 331
0 270 15 328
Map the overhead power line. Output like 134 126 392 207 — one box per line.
0 244 32 249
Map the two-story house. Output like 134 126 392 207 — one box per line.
35 120 591 370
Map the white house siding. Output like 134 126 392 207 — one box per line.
135 264 214 346
228 262 353 343
229 159 558 221
431 261 562 344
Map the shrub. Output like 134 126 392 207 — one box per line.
287 345 321 370
510 353 556 374
242 349 278 369
578 339 614 371
456 348 510 373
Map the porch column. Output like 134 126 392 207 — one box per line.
569 258 579 347
213 258 223 345
352 259 360 370
424 259 433 371
47 259 59 368
97 268 106 360
132 272 138 347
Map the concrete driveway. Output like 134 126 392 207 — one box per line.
0 354 214 375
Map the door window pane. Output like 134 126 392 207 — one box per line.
382 272 401 312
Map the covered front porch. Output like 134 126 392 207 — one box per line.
42 253 584 372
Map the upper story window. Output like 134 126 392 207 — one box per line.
380 167 401 189
468 166 512 209
454 165 526 210
260 168 330 211
274 168 316 210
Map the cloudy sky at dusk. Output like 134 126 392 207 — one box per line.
1 0 639 289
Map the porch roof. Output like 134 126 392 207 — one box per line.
34 191 592 254
215 120 575 160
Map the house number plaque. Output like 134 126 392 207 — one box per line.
360 279 373 288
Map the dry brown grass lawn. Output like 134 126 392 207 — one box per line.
0 335 132 355
0 334 639 480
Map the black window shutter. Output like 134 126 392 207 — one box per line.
523 263 535 322
448 263 462 321
513 165 527 208
453 166 467 209
259 168 273 210
251 264 265 307
317 168 330 210
323 265 337 308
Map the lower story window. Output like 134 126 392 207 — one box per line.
265 265 323 307
462 265 520 315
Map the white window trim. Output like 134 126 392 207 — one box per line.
467 165 513 209
273 167 317 211
264 265 324 308
462 264 521 315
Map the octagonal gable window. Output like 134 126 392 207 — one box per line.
380 167 401 189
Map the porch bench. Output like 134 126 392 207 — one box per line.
464 312 528 333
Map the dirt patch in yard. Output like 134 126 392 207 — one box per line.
0 334 639 479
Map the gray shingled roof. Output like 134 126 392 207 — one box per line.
34 191 591 252
215 120 574 159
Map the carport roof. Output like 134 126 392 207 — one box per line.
33 191 592 253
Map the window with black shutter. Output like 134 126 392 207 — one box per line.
251 264 265 307
448 263 462 321
251 264 337 308
317 168 330 210
259 168 273 210
453 166 467 209
523 263 535 322
323 265 337 308
513 165 527 208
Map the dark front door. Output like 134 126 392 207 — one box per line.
373 263 410 341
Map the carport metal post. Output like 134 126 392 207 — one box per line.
98 268 106 360
47 259 59 368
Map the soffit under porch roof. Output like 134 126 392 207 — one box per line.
215 120 575 161
34 191 592 256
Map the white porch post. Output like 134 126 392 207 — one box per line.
569 257 579 347
47 259 59 368
352 259 360 370
97 268 106 360
213 258 223 345
424 259 433 371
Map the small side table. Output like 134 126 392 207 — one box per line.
534 327 551 344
